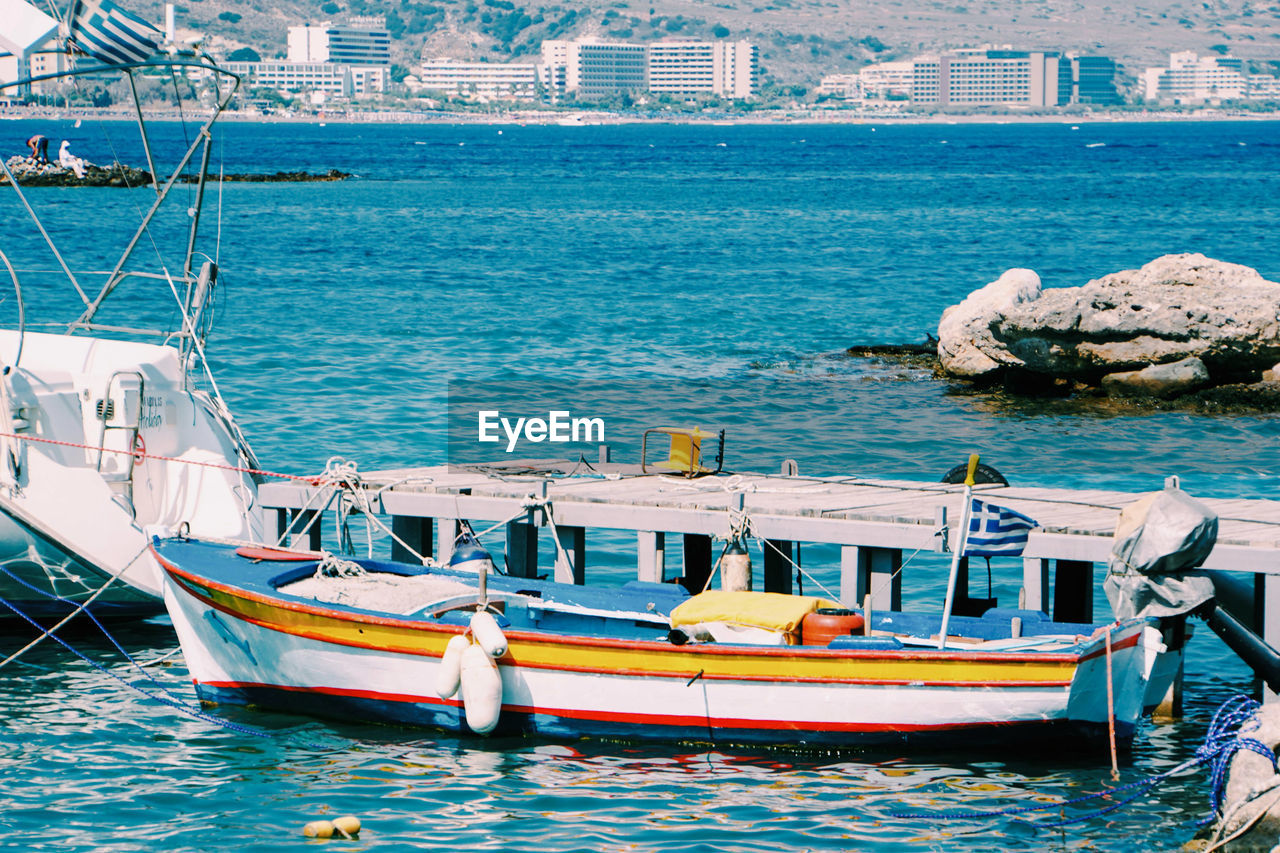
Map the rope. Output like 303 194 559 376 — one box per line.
891 694 1277 829
0 542 148 670
1199 694 1278 818
0 566 336 750
0 429 319 483
314 553 365 578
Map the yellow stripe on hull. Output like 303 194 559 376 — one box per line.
174 572 1079 688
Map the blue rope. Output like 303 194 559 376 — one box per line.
891 694 1278 829
1197 694 1279 821
0 564 182 697
0 566 337 750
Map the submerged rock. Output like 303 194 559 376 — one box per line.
1101 356 1211 399
937 254 1280 399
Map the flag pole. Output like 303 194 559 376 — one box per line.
938 453 979 650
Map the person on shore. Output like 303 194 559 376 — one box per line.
26 134 48 164
58 140 85 179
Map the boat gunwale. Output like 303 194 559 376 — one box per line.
154 541 1124 673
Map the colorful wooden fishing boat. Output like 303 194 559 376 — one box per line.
157 537 1173 750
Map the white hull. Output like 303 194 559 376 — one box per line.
0 331 261 617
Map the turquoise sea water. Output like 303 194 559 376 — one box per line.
1 118 1278 850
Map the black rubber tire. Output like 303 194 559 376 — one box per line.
940 462 1009 486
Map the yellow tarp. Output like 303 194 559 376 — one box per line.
669 591 838 633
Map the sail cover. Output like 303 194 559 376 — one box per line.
69 0 161 65
1104 485 1218 620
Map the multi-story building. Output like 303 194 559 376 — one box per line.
647 39 756 98
817 73 861 99
541 38 647 99
910 56 940 104
417 60 540 100
1142 52 1247 103
859 61 913 99
1071 56 1121 104
910 48 1068 107
541 37 756 100
1248 74 1280 100
224 61 387 97
287 20 391 66
826 50 1115 108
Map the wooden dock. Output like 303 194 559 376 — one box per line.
259 457 1280 701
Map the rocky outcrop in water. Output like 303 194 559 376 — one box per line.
1 156 350 186
937 254 1280 399
2 155 152 187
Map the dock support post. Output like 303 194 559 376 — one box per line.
435 518 461 562
277 508 321 551
865 547 902 612
763 540 793 595
637 531 665 583
838 546 901 611
1022 557 1050 614
682 534 713 593
554 526 585 585
505 521 539 578
1260 574 1280 703
1153 617 1187 720
1052 560 1094 623
839 545 860 607
390 516 432 565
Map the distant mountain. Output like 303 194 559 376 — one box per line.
133 0 1280 89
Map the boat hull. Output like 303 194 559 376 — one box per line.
160 543 1160 750
0 503 159 621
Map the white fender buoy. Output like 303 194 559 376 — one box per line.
435 634 470 699
720 540 752 592
460 643 502 735
470 610 508 659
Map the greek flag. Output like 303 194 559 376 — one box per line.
69 0 161 66
964 498 1039 557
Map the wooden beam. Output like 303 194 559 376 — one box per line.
1022 557 1050 614
505 521 539 579
1053 560 1094 623
682 534 713 594
637 531 665 583
390 516 432 564
763 540 792 594
555 525 585 585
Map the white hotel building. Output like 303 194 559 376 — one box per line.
287 21 392 65
416 37 757 102
224 61 387 97
646 39 757 98
418 59 540 100
1142 52 1246 103
223 18 390 100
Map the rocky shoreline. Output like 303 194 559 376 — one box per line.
1 156 350 187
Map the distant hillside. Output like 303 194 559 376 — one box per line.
132 0 1280 89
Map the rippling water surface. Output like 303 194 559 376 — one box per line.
1 118 1278 851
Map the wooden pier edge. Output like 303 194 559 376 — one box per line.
259 459 1280 704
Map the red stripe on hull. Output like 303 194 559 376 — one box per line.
197 678 1056 733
